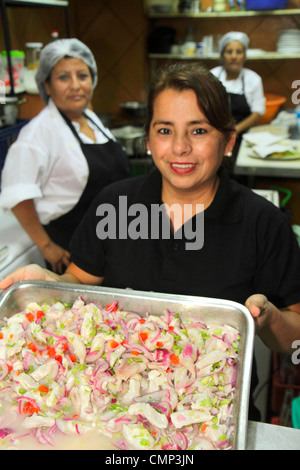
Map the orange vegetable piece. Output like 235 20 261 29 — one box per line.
28 342 37 353
139 332 148 342
170 353 179 365
25 313 34 322
38 385 49 393
36 310 45 320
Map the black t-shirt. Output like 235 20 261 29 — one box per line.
70 168 300 421
70 168 300 309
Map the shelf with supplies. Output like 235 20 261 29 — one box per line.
149 51 300 60
1 1 68 7
147 7 300 77
148 8 300 18
0 0 70 95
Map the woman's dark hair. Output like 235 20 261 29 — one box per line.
145 62 235 140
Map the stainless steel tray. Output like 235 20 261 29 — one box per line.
0 280 255 450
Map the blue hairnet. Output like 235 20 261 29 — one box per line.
219 32 249 54
35 38 98 103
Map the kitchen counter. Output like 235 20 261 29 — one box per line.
234 128 300 179
0 208 45 279
247 421 300 450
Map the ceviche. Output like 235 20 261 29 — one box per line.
0 297 240 450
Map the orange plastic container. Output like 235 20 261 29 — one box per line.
258 93 287 124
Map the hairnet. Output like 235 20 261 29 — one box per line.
219 32 249 54
35 38 98 103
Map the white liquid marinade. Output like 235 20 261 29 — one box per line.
0 297 240 450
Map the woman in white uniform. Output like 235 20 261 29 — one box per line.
211 32 265 154
0 39 129 273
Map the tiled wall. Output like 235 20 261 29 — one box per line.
71 0 149 115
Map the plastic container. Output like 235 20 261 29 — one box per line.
257 93 287 125
25 42 43 70
245 0 288 10
0 50 25 93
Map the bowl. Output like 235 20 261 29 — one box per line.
257 93 287 125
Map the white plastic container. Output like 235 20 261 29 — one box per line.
0 50 25 93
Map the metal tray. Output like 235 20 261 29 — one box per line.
0 280 255 450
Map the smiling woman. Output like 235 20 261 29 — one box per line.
1 62 300 424
145 63 236 218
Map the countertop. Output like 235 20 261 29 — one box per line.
234 126 300 178
247 421 300 450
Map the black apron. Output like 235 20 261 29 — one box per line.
218 70 251 159
228 78 251 125
43 111 129 251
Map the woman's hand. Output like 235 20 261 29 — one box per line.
40 240 71 274
245 294 273 333
0 264 62 290
245 294 300 353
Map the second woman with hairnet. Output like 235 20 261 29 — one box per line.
211 32 265 143
0 39 129 273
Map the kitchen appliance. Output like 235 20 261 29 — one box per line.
0 96 19 128
0 208 45 282
0 281 255 450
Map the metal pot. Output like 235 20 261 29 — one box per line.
0 96 23 128
120 102 147 118
111 125 146 156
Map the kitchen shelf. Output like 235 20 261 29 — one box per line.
148 8 300 18
2 0 68 5
0 0 70 95
149 52 300 60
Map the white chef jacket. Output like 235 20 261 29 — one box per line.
0 99 117 225
211 66 266 116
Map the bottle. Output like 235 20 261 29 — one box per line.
213 0 226 12
191 0 201 12
295 110 300 139
25 42 43 70
51 30 59 41
183 25 197 56
178 0 192 13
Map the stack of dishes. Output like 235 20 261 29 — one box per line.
277 29 300 54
